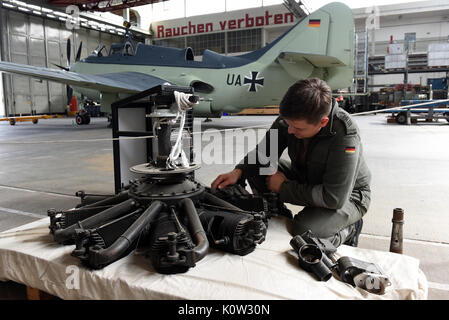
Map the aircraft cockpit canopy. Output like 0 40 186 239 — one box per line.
109 41 135 56
90 44 107 57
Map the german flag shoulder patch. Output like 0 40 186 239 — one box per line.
308 19 321 27
345 146 356 154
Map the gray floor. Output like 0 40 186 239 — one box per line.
0 114 448 299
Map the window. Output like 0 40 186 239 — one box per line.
227 29 261 54
152 28 262 56
186 33 225 55
153 37 185 48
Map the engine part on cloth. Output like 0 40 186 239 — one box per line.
75 190 130 208
198 208 267 256
72 201 164 269
337 256 391 295
290 230 391 294
207 184 282 220
72 207 146 269
51 198 138 245
290 231 337 282
147 198 208 274
48 205 113 235
128 174 205 206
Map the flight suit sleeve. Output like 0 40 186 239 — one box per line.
235 116 288 179
279 132 361 209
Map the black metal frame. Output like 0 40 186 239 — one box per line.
111 84 195 194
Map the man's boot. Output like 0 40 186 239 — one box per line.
326 219 363 248
344 219 363 247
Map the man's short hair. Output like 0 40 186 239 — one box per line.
279 78 332 124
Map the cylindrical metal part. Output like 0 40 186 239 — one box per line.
158 123 172 158
53 198 136 244
290 235 308 252
390 208 404 254
88 200 164 268
181 198 209 261
298 244 333 282
81 191 130 209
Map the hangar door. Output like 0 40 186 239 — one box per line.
0 9 121 116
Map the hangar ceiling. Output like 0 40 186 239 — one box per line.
46 0 168 12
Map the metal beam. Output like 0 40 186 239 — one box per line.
47 1 167 12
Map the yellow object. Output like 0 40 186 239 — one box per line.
0 115 64 125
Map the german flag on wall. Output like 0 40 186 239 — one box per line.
308 19 321 27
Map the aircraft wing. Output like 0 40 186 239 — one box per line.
0 61 171 93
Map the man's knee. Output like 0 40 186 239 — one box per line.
291 203 364 238
292 206 340 238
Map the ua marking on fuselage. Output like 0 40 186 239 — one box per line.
226 71 265 92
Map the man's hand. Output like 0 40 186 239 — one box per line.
266 171 287 193
211 169 243 189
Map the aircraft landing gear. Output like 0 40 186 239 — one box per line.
75 110 91 125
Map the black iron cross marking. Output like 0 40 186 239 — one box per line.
244 71 264 92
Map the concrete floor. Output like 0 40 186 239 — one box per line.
0 114 448 299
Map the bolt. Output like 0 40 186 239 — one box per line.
75 190 85 198
47 208 57 217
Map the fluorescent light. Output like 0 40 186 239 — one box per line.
18 7 30 12
26 4 41 11
46 14 56 18
53 11 66 17
58 17 66 22
13 1 27 6
41 8 52 13
33 10 42 15
2 3 15 8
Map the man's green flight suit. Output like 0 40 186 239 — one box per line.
235 100 371 246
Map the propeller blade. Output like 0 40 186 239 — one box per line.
67 37 71 67
51 62 69 71
67 86 73 106
75 41 83 62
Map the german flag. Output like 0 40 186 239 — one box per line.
345 147 356 154
308 19 321 27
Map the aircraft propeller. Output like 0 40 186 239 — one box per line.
52 37 83 108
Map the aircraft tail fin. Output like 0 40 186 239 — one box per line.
265 2 355 89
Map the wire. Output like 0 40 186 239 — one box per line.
2 99 447 145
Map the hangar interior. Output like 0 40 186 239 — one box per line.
0 0 448 301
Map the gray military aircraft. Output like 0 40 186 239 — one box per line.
0 2 354 124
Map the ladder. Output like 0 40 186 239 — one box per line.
354 29 369 94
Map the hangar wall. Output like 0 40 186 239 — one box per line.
150 5 295 57
353 1 449 88
0 7 122 116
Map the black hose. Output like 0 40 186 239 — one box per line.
64 205 114 216
53 198 136 244
181 198 209 262
88 201 164 268
81 191 129 209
